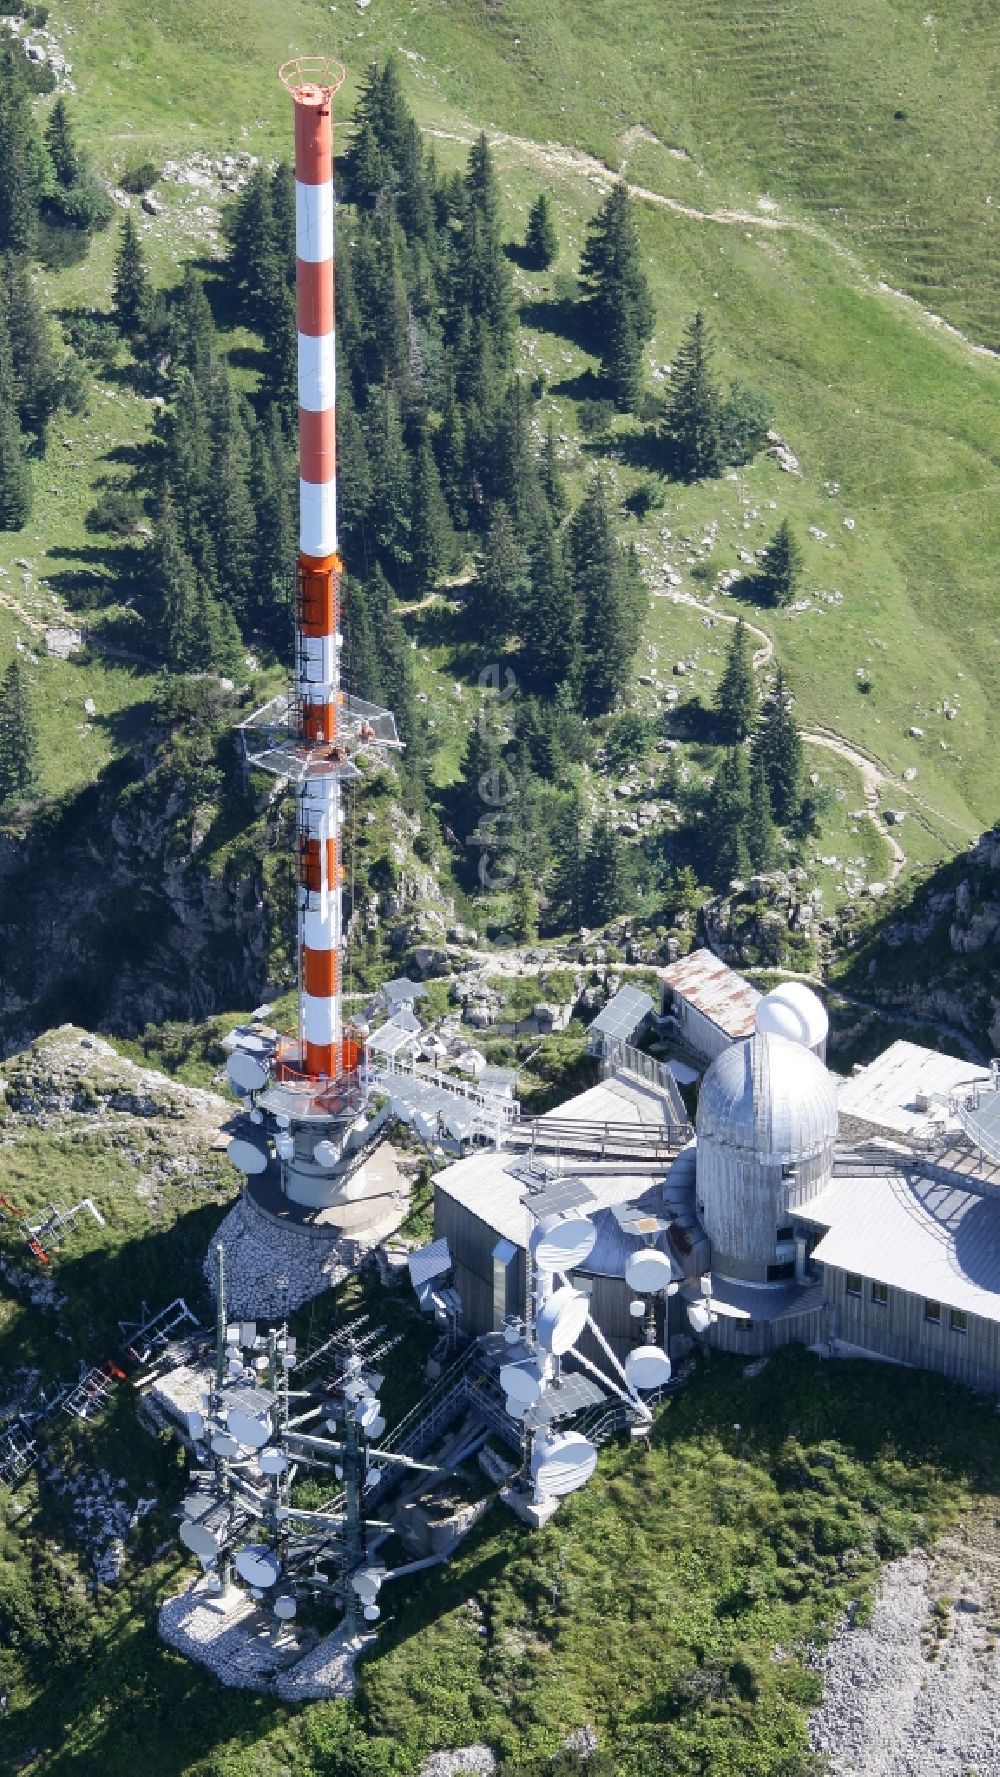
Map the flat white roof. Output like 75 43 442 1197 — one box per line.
800 1168 1000 1324
660 949 760 1039
836 1040 990 1141
436 1149 660 1248
534 1075 675 1130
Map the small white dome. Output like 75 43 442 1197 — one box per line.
756 981 828 1050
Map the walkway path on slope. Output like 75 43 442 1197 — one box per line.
427 128 998 365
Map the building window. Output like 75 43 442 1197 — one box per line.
776 1225 794 1243
845 1273 863 1297
767 1260 795 1282
924 1300 941 1326
950 1308 968 1335
871 1280 889 1306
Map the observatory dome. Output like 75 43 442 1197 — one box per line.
755 981 828 1056
697 1029 837 1162
695 1030 839 1281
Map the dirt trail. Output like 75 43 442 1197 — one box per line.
427 128 998 365
799 730 906 883
0 589 45 634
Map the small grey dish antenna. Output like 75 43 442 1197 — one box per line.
227 1137 268 1177
234 1546 282 1588
227 1050 269 1094
363 1603 381 1623
228 1409 272 1451
352 1568 383 1603
211 1433 241 1459
180 1519 221 1558
274 1595 297 1621
259 1449 288 1477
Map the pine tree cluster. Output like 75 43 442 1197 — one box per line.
706 642 805 881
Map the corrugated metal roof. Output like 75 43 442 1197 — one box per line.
660 949 760 1037
801 1168 1000 1323
836 1040 990 1140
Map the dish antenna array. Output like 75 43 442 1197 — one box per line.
176 1247 474 1642
499 1162 677 1512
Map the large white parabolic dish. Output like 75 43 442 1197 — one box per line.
531 1431 598 1498
624 1344 672 1390
227 1050 270 1094
180 1519 221 1559
499 1360 543 1406
624 1248 675 1294
234 1546 282 1588
530 1214 596 1274
536 1284 589 1356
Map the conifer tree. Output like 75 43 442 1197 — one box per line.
455 135 514 367
756 518 803 608
2 255 60 446
0 655 38 805
524 191 558 269
0 316 30 530
111 214 150 336
170 268 216 387
548 784 587 930
715 617 756 743
520 514 579 694
706 747 752 882
477 500 530 638
335 374 371 568
663 310 722 480
567 474 646 715
487 375 547 537
755 667 803 825
208 376 255 623
540 420 568 522
747 744 777 870
579 182 653 412
365 385 412 577
344 572 384 706
583 813 633 924
365 565 421 760
408 428 455 600
44 97 79 189
226 165 279 328
0 47 40 255
249 407 294 647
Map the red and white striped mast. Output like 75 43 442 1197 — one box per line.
283 57 348 1083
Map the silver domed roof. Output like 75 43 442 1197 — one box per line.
696 1030 838 1163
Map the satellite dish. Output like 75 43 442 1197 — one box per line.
226 1325 241 1344
499 1360 543 1406
700 1273 713 1297
624 1345 672 1390
363 1603 381 1623
275 1133 295 1161
341 1171 366 1201
531 1432 598 1498
335 1464 344 1481
227 1050 269 1094
211 1433 241 1459
249 1108 264 1125
314 1139 339 1168
186 1410 205 1441
274 1595 297 1621
537 1284 589 1356
531 1214 596 1274
502 1324 521 1345
260 1449 288 1477
505 1398 529 1421
352 1568 383 1603
228 1409 272 1451
687 1300 712 1334
180 1519 221 1558
182 1490 213 1520
666 1281 680 1297
356 1397 382 1430
629 1300 645 1319
624 1249 675 1294
234 1546 282 1589
367 1414 386 1441
227 1137 268 1177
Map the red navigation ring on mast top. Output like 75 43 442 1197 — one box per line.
278 56 347 103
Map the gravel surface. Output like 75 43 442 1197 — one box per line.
810 1517 1000 1777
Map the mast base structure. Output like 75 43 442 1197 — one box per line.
230 60 402 1221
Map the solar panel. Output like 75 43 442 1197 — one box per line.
525 1177 598 1219
407 1238 451 1288
588 986 655 1042
527 1372 605 1425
